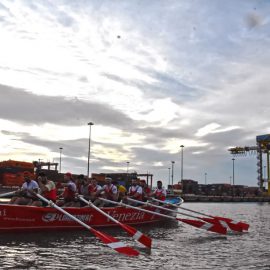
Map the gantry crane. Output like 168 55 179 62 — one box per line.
228 134 270 194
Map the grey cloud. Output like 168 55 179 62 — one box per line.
0 84 136 129
102 70 202 102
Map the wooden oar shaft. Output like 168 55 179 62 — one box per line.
151 198 248 232
100 198 177 220
127 198 212 221
100 198 227 235
0 191 17 198
151 197 212 217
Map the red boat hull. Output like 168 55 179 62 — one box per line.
0 203 176 232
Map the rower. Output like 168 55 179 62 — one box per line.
140 180 152 202
56 172 77 207
93 177 118 207
150 180 167 204
9 171 39 205
117 183 127 202
32 172 57 206
76 174 90 198
127 179 143 205
88 177 102 202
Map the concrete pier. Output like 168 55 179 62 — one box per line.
181 194 270 202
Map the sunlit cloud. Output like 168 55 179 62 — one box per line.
0 0 269 186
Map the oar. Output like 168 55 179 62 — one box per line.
151 197 249 231
127 197 243 233
0 191 17 198
34 193 140 256
78 196 152 249
100 198 227 235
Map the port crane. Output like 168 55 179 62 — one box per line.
228 134 270 194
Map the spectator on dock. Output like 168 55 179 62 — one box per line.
56 172 77 207
9 171 39 205
32 172 57 206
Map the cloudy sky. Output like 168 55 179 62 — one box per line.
0 0 269 187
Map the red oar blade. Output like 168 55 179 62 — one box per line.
214 216 249 231
120 223 152 249
178 218 227 235
202 217 243 233
235 221 249 231
90 228 140 256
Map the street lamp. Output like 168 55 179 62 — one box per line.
168 167 171 186
59 147 63 173
87 122 94 178
232 158 235 196
126 161 130 174
171 161 175 187
204 172 207 185
180 145 184 181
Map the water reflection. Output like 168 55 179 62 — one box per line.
0 203 269 269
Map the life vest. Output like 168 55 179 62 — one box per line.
104 184 117 200
63 187 76 201
43 188 57 202
142 187 151 201
154 188 166 201
129 185 143 201
77 183 83 195
88 184 99 193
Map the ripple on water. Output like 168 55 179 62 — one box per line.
0 203 269 269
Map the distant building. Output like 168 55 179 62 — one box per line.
181 179 199 194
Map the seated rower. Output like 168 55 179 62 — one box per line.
127 178 143 205
93 177 118 207
56 172 77 207
117 183 127 202
9 171 39 205
76 174 90 206
88 177 102 202
32 172 57 206
150 180 167 204
140 180 152 202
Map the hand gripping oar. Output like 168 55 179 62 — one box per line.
35 193 139 256
150 197 249 232
78 196 152 249
100 198 227 235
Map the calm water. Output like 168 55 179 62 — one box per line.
0 203 269 270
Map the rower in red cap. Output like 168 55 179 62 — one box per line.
56 172 77 207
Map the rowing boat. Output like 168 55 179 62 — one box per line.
0 197 181 232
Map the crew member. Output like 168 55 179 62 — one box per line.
9 171 39 205
94 177 118 207
151 180 167 201
126 178 143 206
32 172 57 206
88 177 102 202
140 180 152 202
56 172 77 207
128 179 143 200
